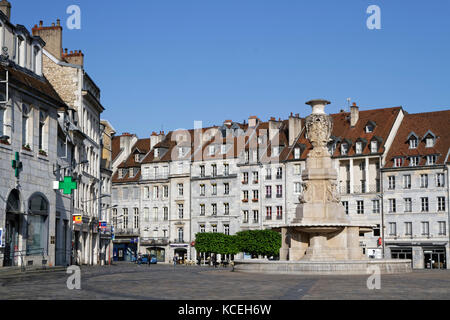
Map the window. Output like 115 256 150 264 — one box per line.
154 149 159 158
112 208 118 229
212 184 217 195
252 171 259 183
436 173 445 187
294 164 301 175
163 207 168 221
342 201 349 215
163 185 169 198
224 164 229 176
200 204 205 216
178 183 184 196
38 111 47 151
253 190 259 201
372 200 380 214
152 207 158 222
370 141 378 153
394 158 402 168
409 157 419 167
272 146 280 157
294 148 301 159
134 154 141 163
421 197 429 212
200 184 205 196
144 187 150 199
421 222 429 236
438 221 446 236
243 172 249 184
199 165 205 177
409 138 418 149
341 143 348 155
123 209 128 229
366 124 374 133
212 164 217 177
122 187 129 200
221 144 227 155
420 174 428 188
212 225 218 233
253 150 258 162
0 103 5 137
178 204 184 219
294 182 302 194
200 224 205 233
253 210 259 223
22 104 31 147
357 201 364 214
426 155 436 166
212 204 217 216
276 168 283 179
404 198 412 213
243 190 249 201
224 183 230 195
389 222 397 236
405 222 412 236
266 168 272 180
276 206 283 220
425 137 434 148
403 175 411 189
355 142 363 154
266 186 272 198
27 194 49 255
143 208 149 223
245 151 249 163
243 210 249 223
134 208 139 229
178 228 184 242
437 197 446 212
153 186 159 199
209 145 215 155
224 224 230 235
388 176 396 190
266 207 272 220
389 199 396 213
224 203 229 215
276 185 283 198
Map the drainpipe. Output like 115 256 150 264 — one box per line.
379 155 385 259
446 164 450 269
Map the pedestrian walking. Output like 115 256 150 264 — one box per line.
173 255 178 267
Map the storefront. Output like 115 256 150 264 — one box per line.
146 247 166 263
387 242 448 269
113 239 138 262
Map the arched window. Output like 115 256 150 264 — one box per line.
27 194 49 255
22 104 31 147
6 189 21 214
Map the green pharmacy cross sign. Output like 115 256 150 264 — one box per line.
11 152 22 178
59 176 78 195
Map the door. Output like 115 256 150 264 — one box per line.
3 216 19 267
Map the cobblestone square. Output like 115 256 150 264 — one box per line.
0 263 449 300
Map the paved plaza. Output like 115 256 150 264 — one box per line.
0 262 449 300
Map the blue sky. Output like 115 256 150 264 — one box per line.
12 0 450 137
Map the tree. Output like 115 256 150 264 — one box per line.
235 229 281 257
194 233 239 255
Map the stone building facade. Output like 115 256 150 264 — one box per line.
0 3 70 268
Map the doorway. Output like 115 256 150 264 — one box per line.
3 214 20 267
424 248 446 269
174 248 187 264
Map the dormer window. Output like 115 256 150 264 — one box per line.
134 154 141 163
370 140 378 153
409 137 418 149
294 147 301 159
394 158 403 168
178 147 185 158
355 142 363 154
426 155 436 165
341 143 348 156
365 125 374 133
426 137 434 148
209 145 215 156
154 149 159 158
410 156 419 167
221 144 227 154
129 168 135 177
272 146 280 157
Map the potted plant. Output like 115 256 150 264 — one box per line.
39 149 47 156
22 143 31 151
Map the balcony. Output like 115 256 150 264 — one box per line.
242 180 248 185
242 199 249 203
114 228 140 236
140 237 169 246
253 219 259 224
276 194 283 198
265 195 272 199
266 216 272 221
276 175 283 180
265 176 272 180
253 180 259 184
252 199 259 203
276 216 283 220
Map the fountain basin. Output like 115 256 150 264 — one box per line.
233 259 412 275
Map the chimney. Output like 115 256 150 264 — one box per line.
64 49 84 66
150 131 165 150
269 117 282 142
223 119 232 126
32 20 63 60
350 102 359 127
289 113 302 146
248 116 259 128
0 0 11 21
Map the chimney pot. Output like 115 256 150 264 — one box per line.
39 20 43 27
51 22 55 27
57 19 60 26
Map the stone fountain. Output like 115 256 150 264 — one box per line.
233 100 412 275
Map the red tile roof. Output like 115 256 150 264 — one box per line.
385 110 450 168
